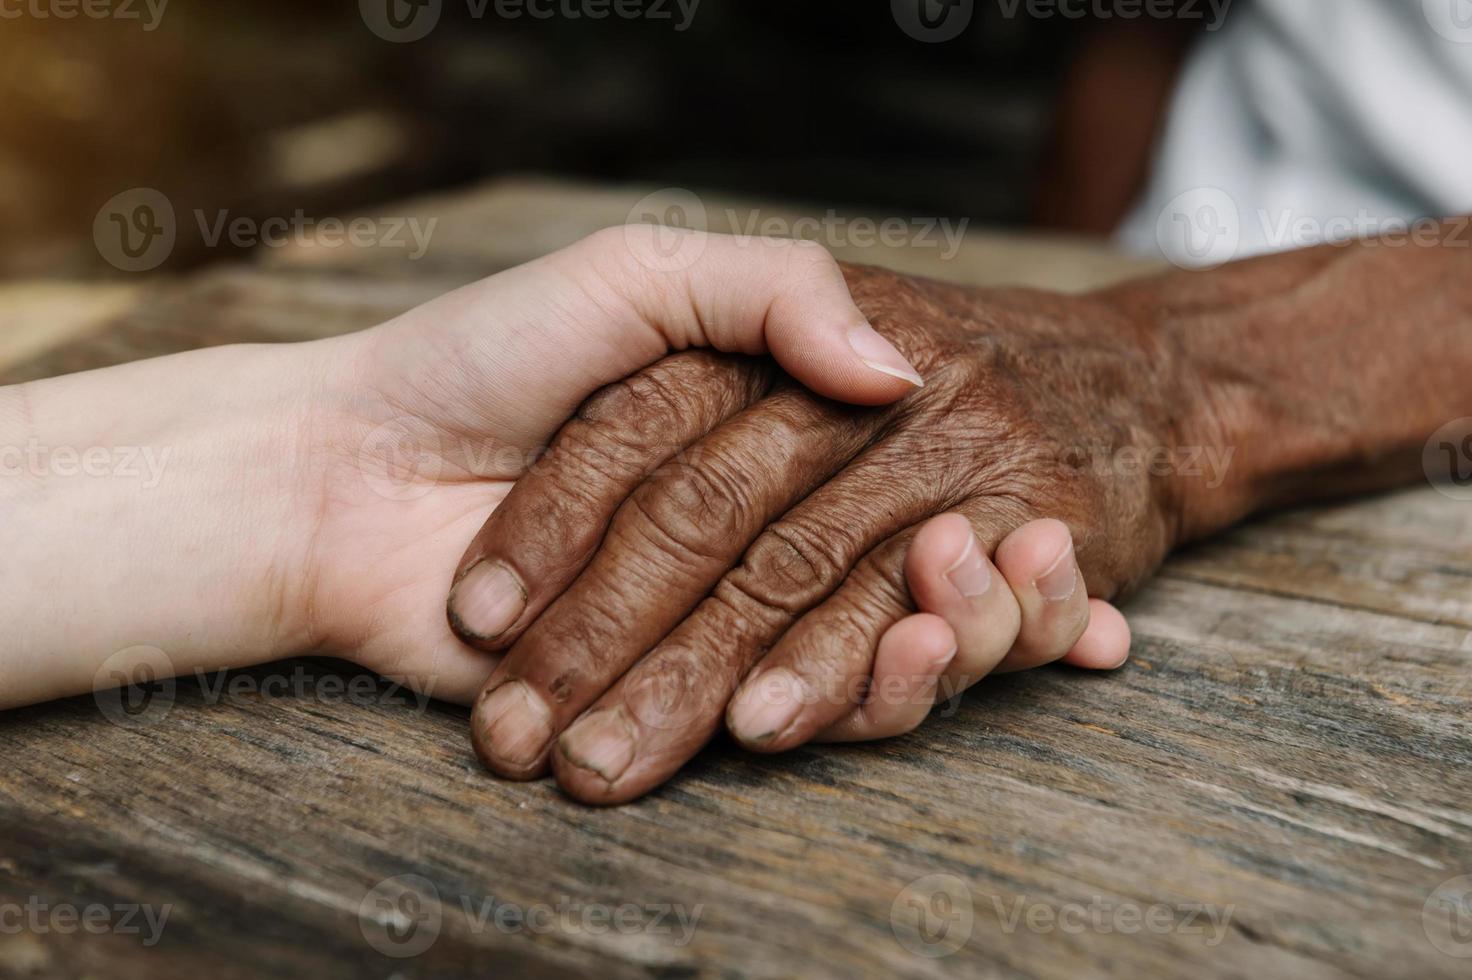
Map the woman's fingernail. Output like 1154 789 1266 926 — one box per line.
474 681 553 771
1036 544 1079 602
945 533 991 598
931 643 960 673
847 323 924 387
559 708 637 784
449 560 526 640
728 668 807 744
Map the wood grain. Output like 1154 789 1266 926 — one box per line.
0 180 1468 979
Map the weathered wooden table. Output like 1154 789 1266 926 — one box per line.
2 179 1469 979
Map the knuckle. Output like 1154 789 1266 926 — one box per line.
793 613 876 704
489 476 610 579
820 598 886 662
853 543 913 613
569 385 690 480
709 577 788 635
576 354 762 460
723 521 845 617
539 424 646 487
578 369 686 429
622 451 752 562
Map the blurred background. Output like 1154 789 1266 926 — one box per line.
0 0 1208 278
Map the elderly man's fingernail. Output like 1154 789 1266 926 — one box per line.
848 323 924 387
474 681 552 771
559 708 636 784
1036 544 1078 602
946 533 991 598
449 560 526 640
728 668 807 744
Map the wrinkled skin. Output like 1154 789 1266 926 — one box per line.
458 263 1211 803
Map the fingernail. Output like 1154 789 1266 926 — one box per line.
559 708 636 784
931 643 960 673
474 681 552 770
728 668 807 744
847 323 924 388
449 560 526 640
945 534 991 598
1036 544 1078 602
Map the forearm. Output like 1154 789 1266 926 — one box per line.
0 342 332 708
1102 226 1472 541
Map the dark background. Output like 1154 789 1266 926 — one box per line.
0 0 1205 276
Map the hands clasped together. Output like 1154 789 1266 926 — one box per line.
325 229 1174 803
8 216 1464 802
3 228 1220 803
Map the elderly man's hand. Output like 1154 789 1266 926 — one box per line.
450 257 1229 802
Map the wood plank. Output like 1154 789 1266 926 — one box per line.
258 175 1164 292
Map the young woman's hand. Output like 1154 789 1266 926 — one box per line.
0 230 922 708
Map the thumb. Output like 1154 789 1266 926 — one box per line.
374 226 923 458
586 225 924 405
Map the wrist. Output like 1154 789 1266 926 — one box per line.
1159 349 1268 545
0 341 339 707
1086 285 1270 549
1103 247 1437 547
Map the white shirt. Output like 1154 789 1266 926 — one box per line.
1117 0 1472 267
